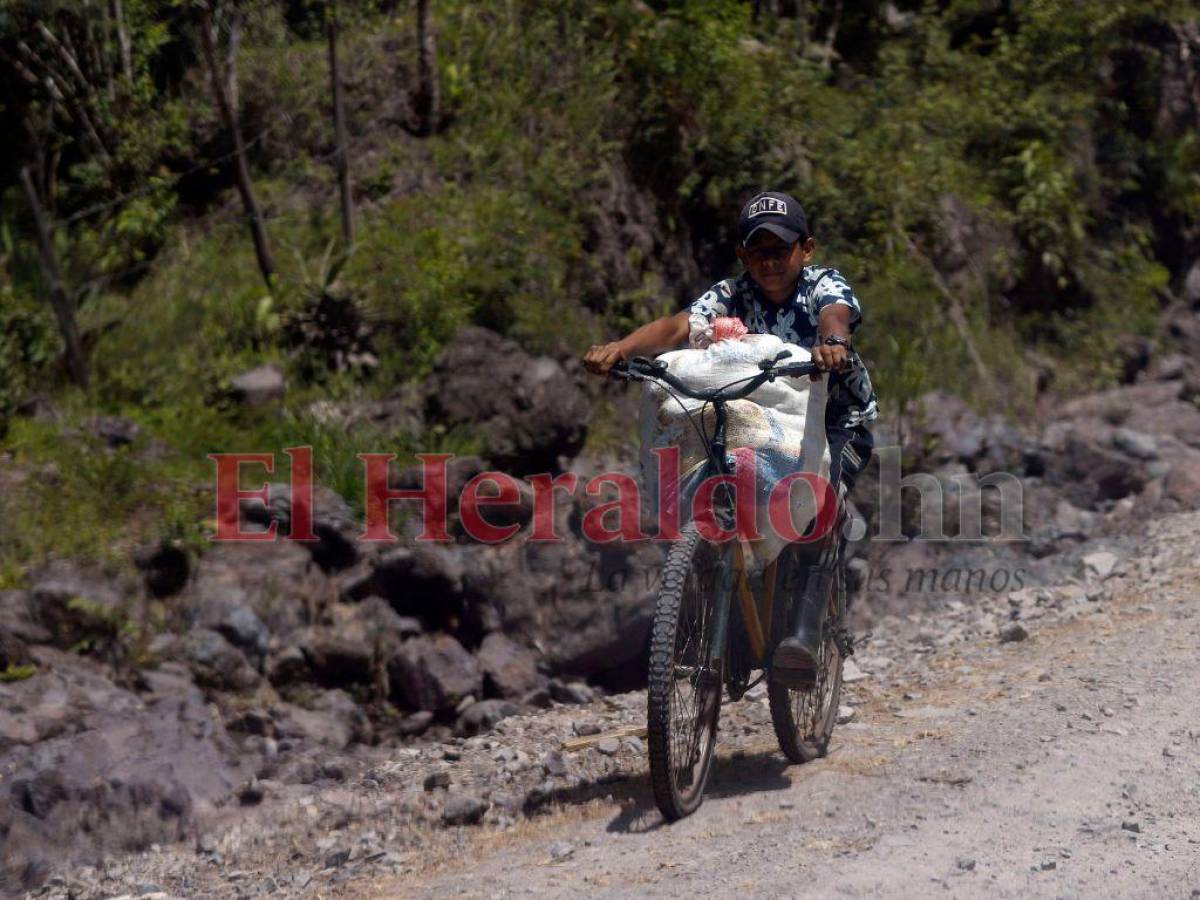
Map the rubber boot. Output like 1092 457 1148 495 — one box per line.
771 564 831 690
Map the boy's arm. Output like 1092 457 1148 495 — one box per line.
583 311 691 375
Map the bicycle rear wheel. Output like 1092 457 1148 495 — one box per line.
646 520 725 820
767 543 845 763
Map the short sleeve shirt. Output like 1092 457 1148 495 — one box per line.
688 267 879 429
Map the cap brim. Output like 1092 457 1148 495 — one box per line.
744 222 801 245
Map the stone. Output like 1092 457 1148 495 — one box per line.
476 633 539 699
1121 820 1141 834
456 699 519 737
85 415 141 447
1082 551 1120 580
230 364 286 405
842 659 869 683
0 667 248 893
549 679 596 705
389 634 482 712
572 721 602 737
1164 461 1200 509
1111 428 1158 461
423 771 451 791
423 327 590 473
398 710 434 737
596 737 621 756
441 794 489 826
324 849 351 869
999 623 1029 643
956 857 976 872
180 629 260 692
548 841 575 861
836 705 856 725
28 561 125 651
542 752 568 777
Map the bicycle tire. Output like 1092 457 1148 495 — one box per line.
646 520 724 820
767 544 845 764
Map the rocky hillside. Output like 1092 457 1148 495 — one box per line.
5 303 1200 895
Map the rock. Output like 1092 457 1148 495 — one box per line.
842 659 869 683
229 364 287 405
542 752 568 777
423 771 451 791
456 699 519 737
441 794 489 826
215 605 270 663
324 848 352 869
1082 551 1119 580
1121 820 1141 833
358 545 466 625
241 482 358 572
1043 434 1149 507
1164 460 1200 509
477 633 538 699
423 327 591 473
596 737 621 756
179 629 260 692
0 665 248 893
1186 260 1200 307
132 542 190 598
836 705 856 725
389 634 482 712
297 598 419 688
956 857 976 872
999 622 1029 643
272 689 370 749
85 415 141 447
1112 428 1158 461
397 711 434 737
572 721 602 737
549 679 596 705
548 841 575 861
28 561 126 651
0 590 49 648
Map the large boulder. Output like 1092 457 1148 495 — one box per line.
0 657 247 893
423 327 591 473
242 483 359 573
27 561 127 652
388 634 482 712
184 540 330 640
476 633 538 699
287 598 421 689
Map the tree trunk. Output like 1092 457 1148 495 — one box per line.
795 0 808 57
822 0 843 69
111 0 133 82
412 0 439 136
198 2 275 289
20 165 89 389
327 0 354 245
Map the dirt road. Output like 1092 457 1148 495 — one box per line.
386 515 1200 899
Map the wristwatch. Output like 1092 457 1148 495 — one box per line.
822 334 850 348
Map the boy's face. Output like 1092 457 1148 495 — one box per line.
736 232 815 301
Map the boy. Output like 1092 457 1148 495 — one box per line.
582 190 878 685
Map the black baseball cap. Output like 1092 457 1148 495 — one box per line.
738 191 809 246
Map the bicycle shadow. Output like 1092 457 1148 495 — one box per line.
604 749 795 835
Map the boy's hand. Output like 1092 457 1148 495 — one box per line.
810 343 850 376
583 341 628 375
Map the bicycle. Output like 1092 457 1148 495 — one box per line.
612 350 853 821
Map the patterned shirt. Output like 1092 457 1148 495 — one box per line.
688 267 879 429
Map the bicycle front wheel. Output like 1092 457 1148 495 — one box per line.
646 521 725 820
768 544 845 763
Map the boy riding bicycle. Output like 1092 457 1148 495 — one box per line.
583 190 878 687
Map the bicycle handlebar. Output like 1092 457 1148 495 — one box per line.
610 350 827 402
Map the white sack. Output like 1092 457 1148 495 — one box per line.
638 335 830 569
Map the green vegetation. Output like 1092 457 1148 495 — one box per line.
1 0 1197 575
